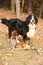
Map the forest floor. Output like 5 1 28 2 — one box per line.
0 8 43 65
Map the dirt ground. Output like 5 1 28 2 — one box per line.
0 8 43 65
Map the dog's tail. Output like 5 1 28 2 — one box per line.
0 18 10 26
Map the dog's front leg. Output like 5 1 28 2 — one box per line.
22 39 30 49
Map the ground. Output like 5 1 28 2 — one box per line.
0 8 43 65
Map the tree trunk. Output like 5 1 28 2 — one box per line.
39 3 43 18
16 0 20 19
11 0 15 13
22 0 24 12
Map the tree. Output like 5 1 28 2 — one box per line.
11 0 15 13
39 2 43 18
15 0 20 19
22 0 24 12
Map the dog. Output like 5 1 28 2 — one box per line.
8 14 38 48
0 15 38 48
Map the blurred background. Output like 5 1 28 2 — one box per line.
0 0 43 18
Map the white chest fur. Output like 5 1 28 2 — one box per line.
26 23 36 38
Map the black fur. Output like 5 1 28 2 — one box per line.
8 18 29 40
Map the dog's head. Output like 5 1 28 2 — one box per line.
26 15 38 25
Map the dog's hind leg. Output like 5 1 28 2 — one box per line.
8 28 12 43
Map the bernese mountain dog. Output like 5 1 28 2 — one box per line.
0 14 38 48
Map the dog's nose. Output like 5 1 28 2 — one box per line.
32 20 34 22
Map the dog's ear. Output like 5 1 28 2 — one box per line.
26 15 31 24
34 15 38 24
